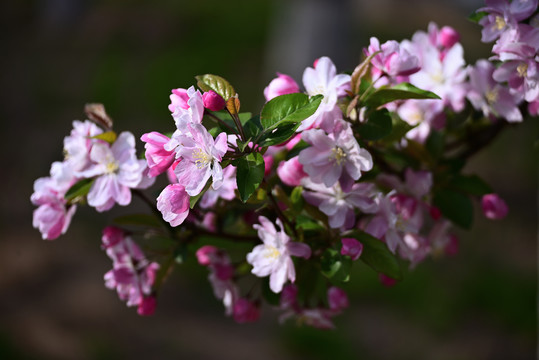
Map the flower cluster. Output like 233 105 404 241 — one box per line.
31 0 532 329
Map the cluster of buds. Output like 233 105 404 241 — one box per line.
31 0 530 329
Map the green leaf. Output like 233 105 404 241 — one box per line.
320 248 352 282
449 175 492 196
258 122 300 147
382 113 415 143
195 74 236 101
295 215 324 231
112 214 163 228
65 178 95 201
260 94 323 130
433 189 474 229
92 131 117 144
358 108 393 140
469 11 487 23
365 82 440 109
351 230 402 280
290 186 304 213
236 152 265 202
243 115 263 139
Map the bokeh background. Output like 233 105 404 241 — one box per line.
2 0 537 359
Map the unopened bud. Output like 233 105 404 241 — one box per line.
202 90 226 111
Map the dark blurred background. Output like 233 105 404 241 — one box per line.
1 0 537 359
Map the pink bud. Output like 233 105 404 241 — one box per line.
379 274 397 287
102 226 124 248
340 238 363 261
445 234 459 256
202 90 226 111
137 295 157 316
482 193 508 220
233 298 260 323
196 245 218 266
263 72 300 101
438 26 460 49
263 155 274 176
277 156 307 187
214 263 235 281
328 286 349 312
280 284 298 309
429 206 442 220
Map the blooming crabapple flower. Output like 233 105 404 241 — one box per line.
196 245 239 316
298 56 351 131
378 168 433 200
397 99 445 143
328 286 349 312
302 179 378 229
340 238 363 261
364 37 420 79
264 72 300 101
63 120 103 172
202 90 226 111
299 120 373 192
173 123 228 196
493 55 539 103
156 184 190 226
78 132 152 212
428 220 458 256
277 156 307 187
168 88 189 112
365 192 423 255
199 165 236 208
478 0 538 43
140 132 176 177
169 86 205 131
467 59 523 122
402 27 468 112
233 298 260 323
102 226 160 315
247 216 311 293
400 233 430 267
482 193 509 220
31 162 77 240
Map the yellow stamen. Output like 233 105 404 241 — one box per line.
494 16 506 31
264 245 280 259
106 161 119 174
485 88 498 104
517 63 528 78
192 148 212 169
331 147 347 165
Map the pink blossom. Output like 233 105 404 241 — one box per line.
233 298 260 323
438 26 460 49
168 88 189 113
467 59 523 122
264 72 300 101
299 120 373 192
247 216 311 293
402 26 468 112
328 286 349 312
173 123 228 196
140 132 176 177
31 162 77 240
63 120 103 172
298 56 351 131
478 0 538 43
199 165 236 208
79 132 152 212
340 238 363 261
169 86 205 131
202 90 226 111
102 226 160 314
197 246 239 316
482 193 509 219
397 99 445 143
364 37 420 79
156 184 190 226
302 179 378 229
277 156 307 187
